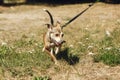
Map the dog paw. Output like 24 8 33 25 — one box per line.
42 48 45 52
55 61 59 65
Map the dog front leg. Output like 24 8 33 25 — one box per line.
43 43 54 52
45 48 58 64
42 47 45 52
55 47 60 55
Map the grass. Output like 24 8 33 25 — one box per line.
0 19 119 80
93 28 120 66
0 2 120 80
66 26 120 66
33 76 51 80
0 37 53 78
0 35 80 78
0 40 52 68
94 47 120 66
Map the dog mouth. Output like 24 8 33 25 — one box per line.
51 38 65 46
55 40 66 46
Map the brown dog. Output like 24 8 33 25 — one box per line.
42 9 65 64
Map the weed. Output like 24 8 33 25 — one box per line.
33 76 51 80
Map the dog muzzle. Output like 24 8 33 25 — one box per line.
51 38 65 46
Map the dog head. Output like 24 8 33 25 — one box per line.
44 9 65 46
46 21 65 46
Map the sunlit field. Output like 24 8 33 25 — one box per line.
0 2 120 80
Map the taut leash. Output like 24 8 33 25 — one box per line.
61 3 95 29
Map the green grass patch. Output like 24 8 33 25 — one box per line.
33 76 51 80
93 28 120 66
94 47 120 66
0 38 53 78
0 43 52 68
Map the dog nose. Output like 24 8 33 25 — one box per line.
60 40 66 44
58 40 66 45
55 40 65 46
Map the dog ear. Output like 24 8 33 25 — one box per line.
45 24 52 30
56 21 61 28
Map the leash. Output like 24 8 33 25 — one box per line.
61 2 96 29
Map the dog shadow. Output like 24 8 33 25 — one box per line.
56 48 79 65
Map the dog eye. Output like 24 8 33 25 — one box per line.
55 34 59 37
61 34 64 37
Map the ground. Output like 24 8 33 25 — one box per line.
0 2 120 80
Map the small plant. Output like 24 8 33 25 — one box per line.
33 76 51 80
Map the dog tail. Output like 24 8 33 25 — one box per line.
43 9 54 25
